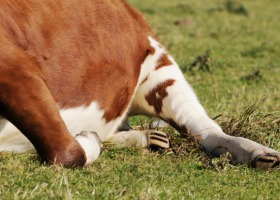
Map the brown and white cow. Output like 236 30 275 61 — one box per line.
0 0 279 168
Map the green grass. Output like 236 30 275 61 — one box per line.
1 151 279 199
1 0 280 199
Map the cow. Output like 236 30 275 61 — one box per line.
0 0 279 169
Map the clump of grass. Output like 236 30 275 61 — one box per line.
174 18 192 26
219 99 265 137
203 152 233 171
218 99 280 148
207 0 249 16
241 69 264 83
182 49 212 73
224 0 249 16
168 131 202 157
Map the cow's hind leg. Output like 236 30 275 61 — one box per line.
0 43 100 166
133 37 280 169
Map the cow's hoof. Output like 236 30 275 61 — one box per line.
146 131 170 150
75 131 103 165
251 152 280 169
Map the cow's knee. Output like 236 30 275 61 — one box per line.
46 139 87 167
41 131 103 167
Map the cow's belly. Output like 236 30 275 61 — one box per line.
0 102 126 153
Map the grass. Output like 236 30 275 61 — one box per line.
1 0 280 199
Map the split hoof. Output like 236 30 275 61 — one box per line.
146 131 170 150
251 153 280 169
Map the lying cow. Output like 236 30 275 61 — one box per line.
0 0 279 168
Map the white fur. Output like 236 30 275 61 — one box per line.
108 131 148 148
137 37 167 83
132 37 220 140
59 102 122 141
75 131 102 165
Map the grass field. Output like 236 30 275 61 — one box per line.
1 0 280 199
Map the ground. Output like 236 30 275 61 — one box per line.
0 0 280 199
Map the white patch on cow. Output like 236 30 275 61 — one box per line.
59 102 122 141
137 36 167 84
75 131 102 165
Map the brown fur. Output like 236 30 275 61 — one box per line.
0 0 155 166
155 54 173 70
145 80 175 114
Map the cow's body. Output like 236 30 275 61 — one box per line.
0 0 279 168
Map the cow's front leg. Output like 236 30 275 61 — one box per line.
108 130 169 150
0 45 100 166
133 37 280 169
